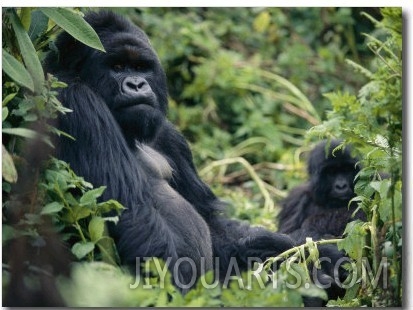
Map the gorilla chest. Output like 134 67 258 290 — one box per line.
302 206 355 237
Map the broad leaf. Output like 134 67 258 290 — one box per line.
20 8 32 31
72 241 95 259
2 49 34 92
28 10 49 41
71 204 92 222
88 216 105 242
40 8 105 52
2 145 18 183
2 93 17 106
80 186 106 206
41 201 64 215
96 237 120 266
10 9 44 94
2 107 9 121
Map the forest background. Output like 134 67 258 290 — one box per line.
2 7 403 306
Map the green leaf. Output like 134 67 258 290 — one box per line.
3 224 20 243
2 107 9 122
71 204 92 222
80 186 106 206
2 93 17 106
88 216 105 242
370 179 391 199
39 8 105 52
97 199 125 214
28 10 49 41
339 220 367 260
2 49 34 92
96 237 120 266
2 145 18 183
2 127 53 147
155 290 169 307
41 201 64 215
72 241 95 259
2 127 39 139
10 9 44 94
20 8 32 31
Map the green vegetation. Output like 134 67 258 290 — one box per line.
2 7 402 306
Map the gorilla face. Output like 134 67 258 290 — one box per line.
308 140 359 208
51 11 169 143
93 33 168 142
312 163 358 208
85 47 166 142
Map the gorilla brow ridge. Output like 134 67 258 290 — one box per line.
105 41 156 64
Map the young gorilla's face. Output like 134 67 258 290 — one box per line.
314 163 358 207
309 141 359 208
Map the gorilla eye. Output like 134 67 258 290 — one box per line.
112 64 125 71
133 62 148 71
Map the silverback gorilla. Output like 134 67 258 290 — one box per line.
44 11 294 291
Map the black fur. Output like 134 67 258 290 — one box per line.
44 11 294 290
278 139 364 240
277 139 365 303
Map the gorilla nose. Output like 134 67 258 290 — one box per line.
334 179 349 193
122 76 150 96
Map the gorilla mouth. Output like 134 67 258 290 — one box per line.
332 193 354 201
115 94 156 110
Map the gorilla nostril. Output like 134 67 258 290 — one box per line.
137 81 146 89
126 81 137 91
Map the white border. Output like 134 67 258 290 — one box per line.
1 4 411 307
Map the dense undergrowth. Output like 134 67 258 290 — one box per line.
2 7 402 306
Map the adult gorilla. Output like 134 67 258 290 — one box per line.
44 11 294 290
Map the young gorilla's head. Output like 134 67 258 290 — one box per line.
45 11 168 143
308 140 360 208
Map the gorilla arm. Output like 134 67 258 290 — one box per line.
277 184 313 235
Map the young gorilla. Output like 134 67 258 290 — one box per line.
44 11 294 290
277 139 365 302
278 139 365 240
